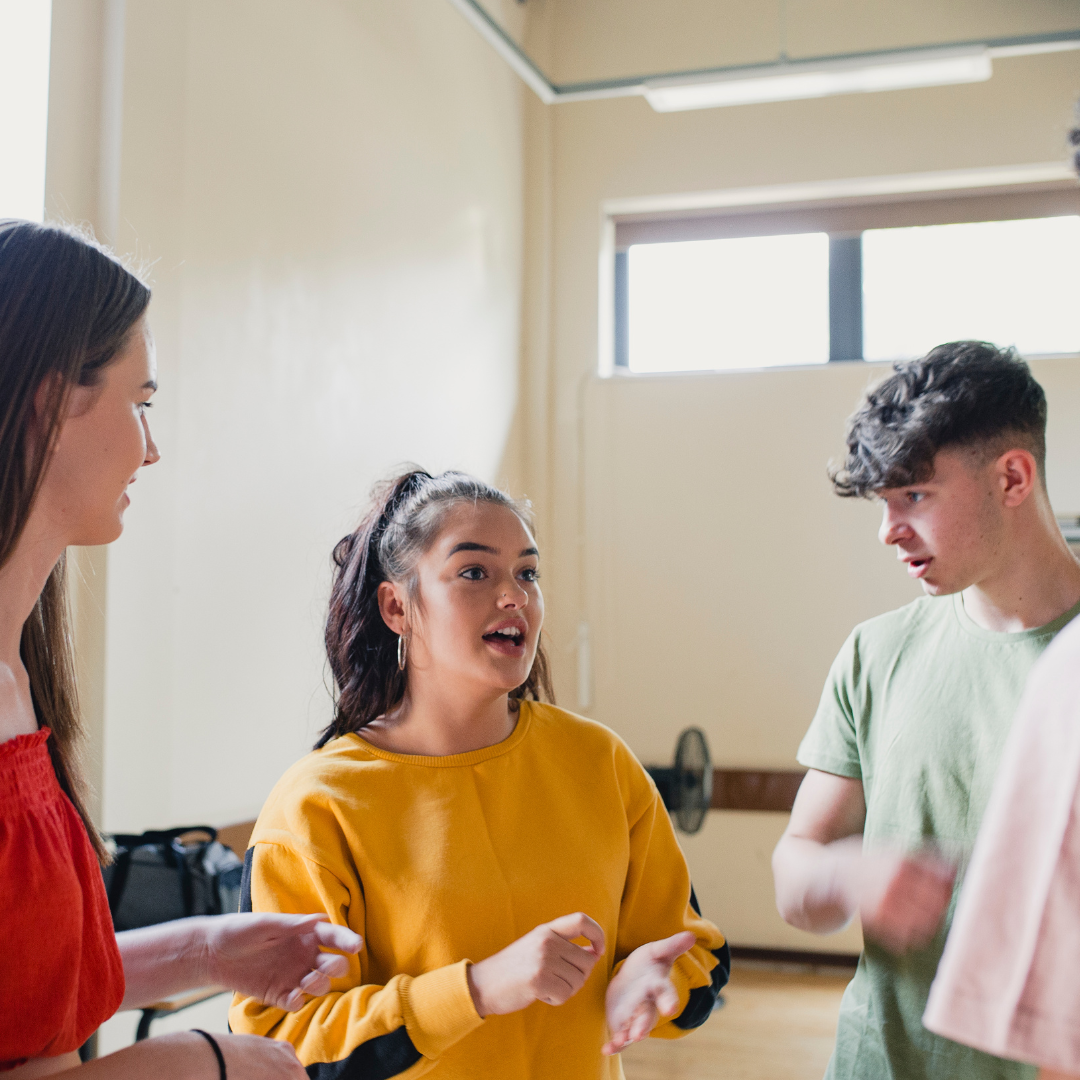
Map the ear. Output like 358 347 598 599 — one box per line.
996 449 1039 509
33 372 96 427
377 580 408 635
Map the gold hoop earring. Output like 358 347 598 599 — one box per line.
397 633 408 671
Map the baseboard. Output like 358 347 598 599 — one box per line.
729 945 860 968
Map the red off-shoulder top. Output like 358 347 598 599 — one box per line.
0 730 125 1069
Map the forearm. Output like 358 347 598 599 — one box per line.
117 917 217 1009
772 833 862 933
46 1033 214 1080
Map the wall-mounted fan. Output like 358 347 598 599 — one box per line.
645 727 713 834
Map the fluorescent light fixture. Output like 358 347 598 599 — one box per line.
644 46 992 112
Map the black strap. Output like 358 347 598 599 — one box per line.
192 1029 227 1080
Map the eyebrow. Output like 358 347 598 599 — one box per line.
447 542 540 558
142 380 158 392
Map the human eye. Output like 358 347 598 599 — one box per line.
138 400 153 413
907 491 925 504
519 566 540 582
459 565 486 581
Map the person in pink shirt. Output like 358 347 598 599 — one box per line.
923 617 1080 1080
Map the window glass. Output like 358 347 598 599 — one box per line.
627 232 830 372
0 0 52 221
863 216 1080 360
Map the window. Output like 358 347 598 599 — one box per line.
614 184 1080 373
863 217 1080 360
0 0 52 222
625 233 830 372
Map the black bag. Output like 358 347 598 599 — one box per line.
102 826 244 931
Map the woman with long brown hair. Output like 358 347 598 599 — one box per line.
0 220 360 1080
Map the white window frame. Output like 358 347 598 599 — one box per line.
599 161 1080 377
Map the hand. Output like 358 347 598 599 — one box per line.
202 913 363 1010
466 912 605 1017
856 849 955 955
602 931 695 1055
207 1033 308 1080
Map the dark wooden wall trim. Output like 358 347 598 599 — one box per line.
218 819 257 855
729 945 859 968
711 770 806 812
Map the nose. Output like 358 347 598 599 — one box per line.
496 577 528 609
142 414 161 466
878 501 912 546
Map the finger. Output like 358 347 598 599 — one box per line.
602 1022 636 1056
644 931 696 968
537 968 577 1005
655 982 680 1017
312 921 363 954
551 937 601 977
281 987 307 1012
546 913 606 957
299 970 331 996
553 953 591 991
602 1032 629 1056
627 1003 657 1043
315 952 352 978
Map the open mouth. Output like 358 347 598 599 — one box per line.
907 557 932 579
482 626 526 653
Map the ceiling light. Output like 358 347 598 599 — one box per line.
644 46 992 112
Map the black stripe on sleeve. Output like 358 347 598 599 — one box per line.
239 847 254 913
674 886 731 1030
305 1029 422 1080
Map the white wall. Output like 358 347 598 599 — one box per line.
47 0 526 830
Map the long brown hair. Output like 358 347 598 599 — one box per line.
318 468 554 748
0 220 151 862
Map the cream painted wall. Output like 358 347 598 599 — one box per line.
519 1 1080 948
539 0 1080 83
46 0 527 831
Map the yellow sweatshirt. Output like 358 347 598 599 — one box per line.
229 701 727 1080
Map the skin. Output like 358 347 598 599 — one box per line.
372 501 694 1052
773 444 1080 955
1 319 361 1080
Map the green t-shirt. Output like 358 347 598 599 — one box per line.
799 592 1080 1080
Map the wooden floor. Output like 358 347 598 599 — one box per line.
621 965 851 1080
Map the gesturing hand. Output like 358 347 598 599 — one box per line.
602 931 696 1055
203 913 363 1011
857 849 955 955
466 912 606 1018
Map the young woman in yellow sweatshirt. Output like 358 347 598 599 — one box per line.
230 469 728 1080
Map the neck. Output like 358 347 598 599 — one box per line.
962 496 1080 632
366 675 516 757
0 509 66 742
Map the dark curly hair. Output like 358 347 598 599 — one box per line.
830 341 1047 498
316 468 553 748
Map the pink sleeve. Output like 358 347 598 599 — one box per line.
924 620 1080 1073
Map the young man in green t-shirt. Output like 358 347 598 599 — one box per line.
772 341 1080 1080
